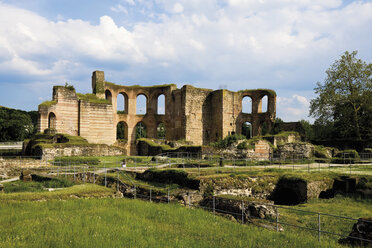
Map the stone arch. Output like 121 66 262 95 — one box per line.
117 92 128 114
135 121 147 139
48 112 56 129
242 96 252 114
260 95 268 113
136 94 147 115
157 122 166 139
105 90 112 103
242 121 252 139
157 94 165 115
116 121 128 140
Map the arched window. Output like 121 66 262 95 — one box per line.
242 122 252 139
117 92 128 114
260 95 268 113
242 96 252 114
116 121 128 141
48 112 56 129
135 122 147 139
157 122 166 139
136 94 147 115
105 90 112 103
157 94 165 115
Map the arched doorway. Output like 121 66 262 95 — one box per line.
116 121 128 141
242 96 252 113
48 112 56 129
260 95 268 113
136 94 147 115
157 94 165 115
157 122 166 139
117 92 128 114
105 90 112 103
242 121 252 139
135 122 147 139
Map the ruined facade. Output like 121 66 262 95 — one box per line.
38 71 276 155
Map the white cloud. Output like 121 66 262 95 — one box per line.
110 4 128 14
173 3 184 13
124 0 135 6
277 94 311 121
0 1 371 118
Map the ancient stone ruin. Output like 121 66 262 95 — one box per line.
38 71 276 155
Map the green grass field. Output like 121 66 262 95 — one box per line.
0 188 344 248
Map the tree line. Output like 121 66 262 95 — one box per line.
0 107 37 142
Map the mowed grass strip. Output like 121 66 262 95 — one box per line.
0 197 343 248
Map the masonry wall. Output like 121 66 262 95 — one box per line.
38 71 277 156
79 101 116 145
38 87 79 136
183 85 213 145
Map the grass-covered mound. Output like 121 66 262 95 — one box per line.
0 197 342 248
23 133 90 156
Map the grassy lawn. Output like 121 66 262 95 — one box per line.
277 196 372 242
0 196 343 248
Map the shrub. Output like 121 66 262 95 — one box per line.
237 141 248 149
332 149 360 164
211 134 246 149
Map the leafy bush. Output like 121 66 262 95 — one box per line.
332 149 360 163
314 145 330 159
211 134 245 149
237 141 248 149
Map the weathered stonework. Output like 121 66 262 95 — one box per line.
38 71 276 155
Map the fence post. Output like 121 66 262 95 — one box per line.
318 213 321 242
134 186 137 199
241 201 244 224
104 168 107 187
213 195 215 216
117 171 119 192
188 194 191 208
168 188 170 203
276 207 279 232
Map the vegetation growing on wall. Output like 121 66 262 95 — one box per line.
38 100 57 107
77 93 110 104
24 133 90 155
211 134 246 149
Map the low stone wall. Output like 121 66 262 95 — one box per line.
277 142 314 159
42 144 126 160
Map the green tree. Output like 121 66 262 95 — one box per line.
157 123 166 139
242 122 251 139
0 107 35 141
136 122 146 139
309 51 372 140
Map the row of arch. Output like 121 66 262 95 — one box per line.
116 121 166 141
242 95 268 114
105 90 165 115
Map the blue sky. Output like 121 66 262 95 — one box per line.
0 0 371 122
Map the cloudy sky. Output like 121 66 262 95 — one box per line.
0 0 371 122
